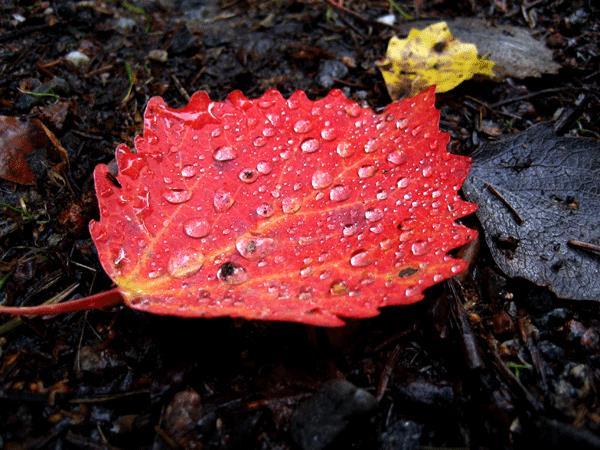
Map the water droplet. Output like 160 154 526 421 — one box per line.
301 138 320 153
364 139 377 153
345 104 361 117
211 127 222 137
397 177 409 189
405 286 419 297
330 280 349 295
411 240 429 256
213 146 237 161
387 150 406 165
168 249 205 278
262 127 275 137
336 141 354 158
300 267 312 278
258 100 273 109
396 118 409 129
213 190 234 212
343 223 359 237
183 218 211 238
320 128 336 141
217 262 248 285
311 170 333 189
256 161 272 175
163 189 192 204
253 136 267 147
369 223 384 234
256 202 274 217
380 238 393 250
422 166 433 177
282 197 301 214
239 168 258 183
451 264 462 274
350 249 373 267
329 185 351 202
293 119 312 133
358 165 377 178
236 236 275 259
181 165 196 178
376 190 388 200
365 208 383 222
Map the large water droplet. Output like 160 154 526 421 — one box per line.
397 177 409 189
387 150 406 165
168 249 205 278
422 166 433 177
217 262 248 285
358 165 377 178
181 165 196 178
213 146 237 161
336 141 354 158
343 223 359 237
163 189 192 204
345 104 361 117
253 136 267 147
282 196 301 214
256 161 272 175
236 236 275 259
330 280 349 295
311 170 333 190
320 128 336 141
293 119 312 133
256 202 274 217
350 249 373 267
364 139 377 153
239 168 258 183
411 240 429 256
300 138 320 153
262 127 275 137
213 190 234 212
365 208 384 222
183 218 211 238
329 185 351 202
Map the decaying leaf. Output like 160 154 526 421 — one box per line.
0 116 49 185
378 21 495 99
463 124 600 301
397 18 560 80
87 88 476 326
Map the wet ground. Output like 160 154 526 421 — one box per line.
0 1 599 448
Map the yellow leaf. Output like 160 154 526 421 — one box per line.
378 21 495 99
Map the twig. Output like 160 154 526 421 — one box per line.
568 239 600 255
485 183 524 225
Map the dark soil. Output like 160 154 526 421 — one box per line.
0 1 598 449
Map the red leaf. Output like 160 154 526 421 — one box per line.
90 88 476 326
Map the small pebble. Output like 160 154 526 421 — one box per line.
148 49 168 62
65 50 90 67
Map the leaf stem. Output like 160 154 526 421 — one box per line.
0 288 123 316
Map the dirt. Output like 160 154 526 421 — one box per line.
0 1 598 449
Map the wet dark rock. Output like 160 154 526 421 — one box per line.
317 60 348 89
566 320 586 342
78 346 124 374
290 379 377 450
538 340 565 361
163 389 203 448
394 379 454 409
169 25 197 55
580 328 599 351
379 420 423 450
538 308 571 328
